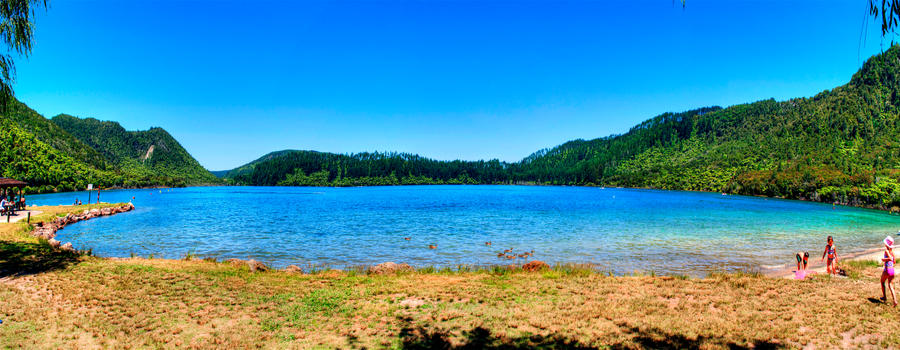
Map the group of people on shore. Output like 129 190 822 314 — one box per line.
795 235 840 278
795 235 898 307
0 195 25 214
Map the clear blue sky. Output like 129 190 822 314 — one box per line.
12 0 893 170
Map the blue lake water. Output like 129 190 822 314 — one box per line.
26 185 900 275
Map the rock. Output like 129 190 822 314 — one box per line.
225 258 269 272
59 242 75 252
283 265 304 274
47 238 60 248
100 208 112 216
225 258 245 268
368 262 414 275
82 210 90 216
522 260 550 272
399 298 425 308
247 259 268 273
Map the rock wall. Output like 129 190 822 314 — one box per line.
31 203 135 251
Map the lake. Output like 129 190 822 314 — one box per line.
27 185 900 276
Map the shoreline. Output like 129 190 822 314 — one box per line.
27 203 134 253
17 194 899 278
28 182 900 214
764 244 890 279
204 183 900 213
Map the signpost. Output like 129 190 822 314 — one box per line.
87 184 93 204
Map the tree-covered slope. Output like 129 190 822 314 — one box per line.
0 100 218 192
0 117 110 193
223 45 900 209
3 100 109 170
512 45 900 207
51 115 218 184
223 150 299 180
225 150 510 186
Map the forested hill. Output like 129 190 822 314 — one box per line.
4 100 110 170
51 115 218 184
224 150 509 186
224 45 900 209
512 44 900 207
0 101 218 193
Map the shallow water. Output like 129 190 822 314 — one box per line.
28 185 900 276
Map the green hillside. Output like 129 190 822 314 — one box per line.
51 115 218 185
0 101 218 193
4 100 110 170
0 117 109 193
512 45 900 208
223 45 900 209
223 150 300 180
225 150 509 186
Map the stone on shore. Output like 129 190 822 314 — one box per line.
247 259 268 272
284 265 304 274
47 238 60 248
522 260 550 272
59 242 75 252
368 262 414 274
225 258 269 272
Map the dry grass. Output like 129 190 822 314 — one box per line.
1 207 898 349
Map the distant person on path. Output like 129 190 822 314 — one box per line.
822 236 838 275
881 236 897 306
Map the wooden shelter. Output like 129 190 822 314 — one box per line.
0 178 27 198
0 178 27 188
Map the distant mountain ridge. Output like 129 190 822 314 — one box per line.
51 114 217 184
0 100 218 193
221 45 900 210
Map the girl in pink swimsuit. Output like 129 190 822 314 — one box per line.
881 236 896 306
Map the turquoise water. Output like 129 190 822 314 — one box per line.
28 185 900 275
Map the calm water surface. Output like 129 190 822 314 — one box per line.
28 185 900 275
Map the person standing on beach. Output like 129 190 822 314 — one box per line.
822 236 838 275
881 236 897 306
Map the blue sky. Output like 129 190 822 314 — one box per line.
13 0 893 170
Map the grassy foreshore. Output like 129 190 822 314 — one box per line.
0 205 898 349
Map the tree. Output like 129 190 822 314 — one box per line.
870 0 900 36
0 0 47 110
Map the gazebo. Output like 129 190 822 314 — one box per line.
0 178 27 199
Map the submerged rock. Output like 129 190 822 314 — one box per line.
522 260 550 272
368 262 414 275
